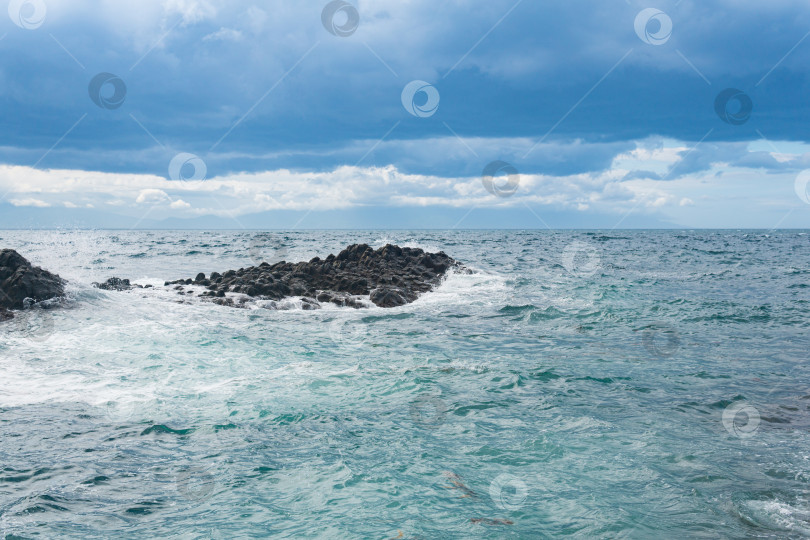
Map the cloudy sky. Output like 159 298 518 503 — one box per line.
1 0 810 228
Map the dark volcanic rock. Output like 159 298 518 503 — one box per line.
171 244 462 308
316 291 366 309
93 277 139 291
369 287 413 308
0 249 66 311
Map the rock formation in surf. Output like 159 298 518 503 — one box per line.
0 249 66 318
164 244 461 308
93 277 137 291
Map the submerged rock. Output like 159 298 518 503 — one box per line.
170 244 462 308
0 249 65 311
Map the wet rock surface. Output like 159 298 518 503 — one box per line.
168 244 461 308
94 277 138 291
0 249 66 312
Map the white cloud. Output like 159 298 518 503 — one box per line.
9 198 50 207
136 189 171 204
0 160 698 220
170 199 191 209
0 135 804 225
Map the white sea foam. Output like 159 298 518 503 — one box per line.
742 500 810 535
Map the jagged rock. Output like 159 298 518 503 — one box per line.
169 244 462 308
93 277 139 291
370 287 413 308
0 249 65 311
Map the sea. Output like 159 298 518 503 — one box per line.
0 229 809 539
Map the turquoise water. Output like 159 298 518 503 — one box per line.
1 230 809 539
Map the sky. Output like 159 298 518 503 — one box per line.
1 0 810 229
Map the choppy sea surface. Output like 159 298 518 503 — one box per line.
1 229 809 539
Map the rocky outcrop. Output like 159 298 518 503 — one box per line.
1 244 461 323
167 244 461 308
0 249 66 314
93 277 136 291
